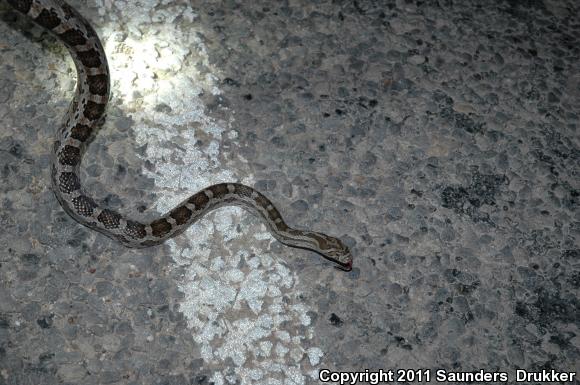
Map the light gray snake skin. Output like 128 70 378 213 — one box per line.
8 0 353 270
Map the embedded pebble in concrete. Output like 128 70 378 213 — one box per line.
1 0 579 384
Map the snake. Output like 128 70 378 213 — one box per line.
7 0 353 271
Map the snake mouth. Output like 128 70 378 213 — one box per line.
335 260 353 272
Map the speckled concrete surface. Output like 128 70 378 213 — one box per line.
1 0 579 384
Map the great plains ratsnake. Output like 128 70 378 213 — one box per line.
6 0 353 271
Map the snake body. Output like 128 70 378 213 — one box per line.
7 0 353 270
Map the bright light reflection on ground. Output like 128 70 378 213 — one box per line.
95 1 325 384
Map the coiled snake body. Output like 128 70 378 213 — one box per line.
7 0 352 270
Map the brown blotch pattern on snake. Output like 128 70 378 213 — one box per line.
58 29 87 46
124 220 147 239
150 218 172 237
84 100 106 120
170 206 193 226
35 8 61 29
72 195 97 216
58 145 81 166
188 192 209 209
97 209 122 229
58 172 81 193
254 194 270 209
70 124 92 142
211 184 229 199
87 75 109 96
76 49 102 68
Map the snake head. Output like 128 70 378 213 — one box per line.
316 235 353 271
